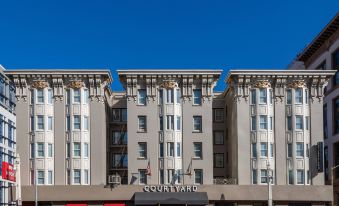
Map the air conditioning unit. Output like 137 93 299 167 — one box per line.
108 175 121 185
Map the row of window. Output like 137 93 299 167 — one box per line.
66 142 89 158
32 115 90 131
159 115 181 131
0 76 16 112
251 143 274 158
250 88 309 105
111 108 127 122
251 116 310 131
139 116 203 132
251 116 273 130
287 169 310 185
0 118 15 148
30 142 90 158
31 89 90 105
67 169 89 185
31 169 90 185
66 115 90 131
138 169 203 185
287 143 309 158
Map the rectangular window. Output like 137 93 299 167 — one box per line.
176 142 181 157
73 143 81 157
305 90 309 104
138 116 147 132
84 143 89 158
193 89 202 105
159 116 163 131
214 131 224 145
270 143 274 157
48 116 53 130
159 170 164 184
176 116 181 130
138 142 147 158
73 115 81 130
138 89 147 105
66 143 70 158
287 116 292 131
193 142 202 159
166 115 174 130
37 143 44 157
288 170 294 184
37 89 44 103
37 116 44 130
48 89 53 104
260 143 268 157
334 98 339 134
260 169 267 183
287 143 292 158
30 143 35 158
295 116 303 130
66 89 70 105
252 170 257 184
112 109 121 122
73 89 81 103
305 116 310 130
167 142 174 157
193 116 202 132
259 89 267 104
31 90 35 104
296 143 304 157
159 89 163 105
194 169 203 184
84 116 89 130
176 89 181 104
48 171 53 185
167 89 174 103
250 89 256 104
324 104 328 139
84 170 89 184
295 88 303 104
259 115 268 130
159 143 164 157
269 89 273 104
121 109 127 122
286 89 292 104
139 170 147 185
67 170 70 185
66 116 70 131
214 153 224 168
37 171 44 185
84 89 89 104
167 169 175 184
297 170 304 184
251 116 256 131
73 170 81 184
48 144 53 157
252 143 257 157
214 109 224 122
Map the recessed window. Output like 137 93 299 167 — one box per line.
139 169 147 185
37 116 44 130
193 142 202 159
252 170 257 184
295 116 303 130
194 169 203 184
176 142 181 157
295 88 303 104
176 116 181 130
158 89 163 105
66 116 70 131
74 115 81 130
251 116 256 131
167 142 174 157
84 170 89 184
305 90 309 104
288 170 294 184
176 89 181 104
73 143 81 157
37 89 44 103
84 116 89 130
84 143 89 158
73 169 81 184
37 143 44 157
286 89 292 104
37 170 44 185
260 143 268 157
138 116 147 132
287 116 292 131
48 89 53 104
166 115 174 130
193 116 202 132
270 143 274 157
305 116 310 130
111 131 127 145
287 143 292 158
159 116 163 131
112 109 121 122
159 143 164 158
259 89 267 104
214 153 224 168
296 143 304 157
297 170 304 184
84 89 89 104
213 131 224 145
259 115 267 130
66 143 70 158
48 143 53 157
138 142 147 158
73 89 81 103
214 109 224 122
48 116 53 130
324 104 328 139
138 89 147 105
167 89 174 104
334 97 339 134
193 89 202 105
252 143 257 157
250 89 256 105
332 49 339 86
48 171 53 185
260 169 267 183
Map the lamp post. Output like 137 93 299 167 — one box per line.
267 162 273 206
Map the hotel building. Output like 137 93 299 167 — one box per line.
5 68 335 206
289 13 339 205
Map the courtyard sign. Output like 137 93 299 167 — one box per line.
143 185 198 192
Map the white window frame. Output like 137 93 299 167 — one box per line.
286 89 292 104
295 88 303 104
166 115 174 130
166 89 174 104
295 116 303 130
37 143 44 157
259 115 268 130
296 142 304 158
37 116 44 130
73 115 81 130
193 116 202 132
84 116 89 130
138 116 147 132
47 170 53 185
73 142 81 157
73 169 81 184
251 116 256 131
250 89 256 105
194 169 203 185
73 89 81 103
193 89 202 105
84 169 89 185
48 116 53 131
138 142 147 158
48 143 53 157
37 170 45 185
296 170 304 184
84 89 89 104
47 89 53 104
193 142 202 159
167 142 174 157
260 142 268 157
260 169 267 183
259 89 267 104
37 89 44 104
139 169 147 185
138 89 147 105
84 143 89 158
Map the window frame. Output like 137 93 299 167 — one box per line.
213 153 224 168
193 89 202 105
193 116 202 132
137 89 147 105
138 116 147 132
193 142 202 159
213 131 224 145
213 108 224 122
73 89 81 103
138 142 147 159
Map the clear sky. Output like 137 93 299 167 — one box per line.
0 0 338 91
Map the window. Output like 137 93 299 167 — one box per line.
30 143 35 158
37 116 44 130
112 109 121 122
73 170 81 184
296 143 304 157
48 171 53 185
194 169 203 184
66 89 70 105
193 89 202 105
48 116 53 130
193 116 202 132
176 116 181 130
37 89 44 103
37 171 44 185
48 144 53 157
176 89 181 103
325 146 329 181
138 89 146 105
176 142 181 157
84 116 89 130
138 116 147 132
324 104 328 139
158 89 163 105
287 116 292 131
159 143 164 157
250 89 256 104
297 170 304 184
66 116 70 131
139 170 147 185
287 143 292 158
121 109 127 122
260 169 267 183
111 131 127 145
159 116 163 131
288 170 294 184
305 90 309 104
259 89 267 104
73 89 81 103
214 109 224 122
214 131 224 145
305 116 310 130
73 143 81 157
286 89 292 104
84 143 89 158
37 143 44 157
252 143 257 157
193 142 202 159
295 116 303 130
84 170 89 184
252 170 257 184
214 153 224 168
168 169 175 184
84 89 89 104
112 154 127 168
269 89 273 104
138 142 147 158
167 142 174 157
260 143 268 157
270 143 274 157
48 89 53 104
259 116 268 130
332 49 339 85
167 89 174 103
159 170 164 184
295 88 302 104
74 115 81 130
166 115 174 130
66 143 70 158
67 170 70 185
334 98 339 134
251 116 256 130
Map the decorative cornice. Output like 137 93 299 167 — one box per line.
31 81 49 89
68 81 84 89
160 80 178 89
288 80 306 89
253 80 271 88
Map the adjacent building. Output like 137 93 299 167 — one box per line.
289 12 339 205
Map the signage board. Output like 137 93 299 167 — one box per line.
143 185 198 192
2 162 15 182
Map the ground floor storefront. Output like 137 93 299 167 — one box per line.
19 185 333 206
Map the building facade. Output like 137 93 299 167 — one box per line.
5 69 335 206
289 12 339 205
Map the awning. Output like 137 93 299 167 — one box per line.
134 192 209 205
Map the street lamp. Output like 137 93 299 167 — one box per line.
267 162 273 206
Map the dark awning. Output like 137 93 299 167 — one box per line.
134 192 208 205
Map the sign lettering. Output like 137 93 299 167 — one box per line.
143 185 198 192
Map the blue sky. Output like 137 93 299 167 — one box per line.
0 0 338 91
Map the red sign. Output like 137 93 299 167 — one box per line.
2 162 15 182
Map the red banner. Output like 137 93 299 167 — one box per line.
2 162 15 182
